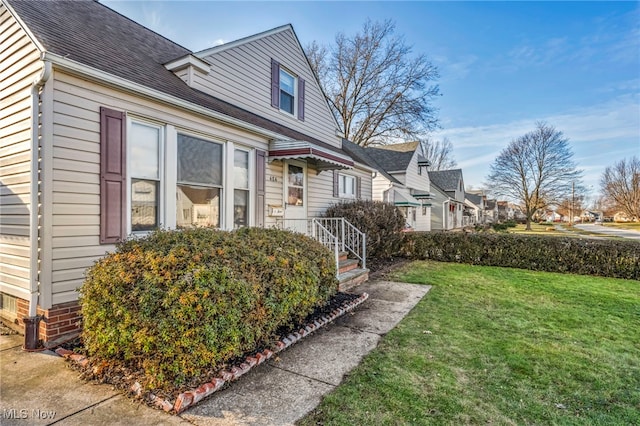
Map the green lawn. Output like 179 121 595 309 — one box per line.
603 222 640 231
300 261 640 425
507 223 566 236
507 223 619 239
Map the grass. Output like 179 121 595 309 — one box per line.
603 222 640 231
507 223 619 239
300 261 640 425
507 223 566 236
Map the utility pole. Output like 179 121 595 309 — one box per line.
570 181 575 226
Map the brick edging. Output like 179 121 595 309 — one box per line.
56 292 369 414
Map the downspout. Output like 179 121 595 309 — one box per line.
24 58 51 350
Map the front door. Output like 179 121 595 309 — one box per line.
283 160 307 233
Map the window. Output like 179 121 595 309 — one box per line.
287 164 304 206
279 68 295 115
338 174 356 198
176 134 223 228
233 149 249 228
130 122 161 232
271 59 305 120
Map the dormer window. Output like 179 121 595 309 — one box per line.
279 69 296 114
271 59 305 120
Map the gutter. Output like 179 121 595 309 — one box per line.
24 58 51 349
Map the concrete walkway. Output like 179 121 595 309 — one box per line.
0 280 430 426
574 223 640 240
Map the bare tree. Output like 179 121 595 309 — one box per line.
600 156 640 221
306 19 440 147
419 137 457 171
486 122 582 230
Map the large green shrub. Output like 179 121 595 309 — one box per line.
323 200 406 260
402 232 640 280
80 227 337 391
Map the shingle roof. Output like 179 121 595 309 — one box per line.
340 140 401 184
428 169 463 192
376 141 420 153
364 147 415 173
465 192 482 206
6 0 348 157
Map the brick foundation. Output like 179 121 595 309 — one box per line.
12 297 82 343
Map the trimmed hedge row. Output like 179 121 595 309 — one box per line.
402 232 640 280
80 227 337 391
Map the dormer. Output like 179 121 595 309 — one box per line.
164 54 211 86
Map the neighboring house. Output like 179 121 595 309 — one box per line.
464 192 484 226
497 201 509 221
484 199 499 223
354 142 432 231
544 211 563 222
613 211 633 222
428 169 465 230
581 210 602 222
0 0 371 342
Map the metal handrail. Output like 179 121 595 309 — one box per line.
275 217 367 272
311 219 340 275
312 218 366 270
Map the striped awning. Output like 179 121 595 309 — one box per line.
393 189 422 207
410 189 433 200
269 139 354 170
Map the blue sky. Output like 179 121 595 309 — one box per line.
103 1 639 201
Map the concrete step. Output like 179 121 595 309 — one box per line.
338 251 349 262
338 258 360 274
338 268 369 292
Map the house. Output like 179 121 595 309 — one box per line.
350 142 433 231
484 199 499 223
428 169 465 230
0 0 371 343
464 192 484 226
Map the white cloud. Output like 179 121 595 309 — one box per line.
435 54 479 81
434 93 640 191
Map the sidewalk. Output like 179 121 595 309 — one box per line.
0 280 430 426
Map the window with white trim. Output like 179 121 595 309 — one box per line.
233 149 250 228
130 121 162 232
338 174 356 198
176 134 223 228
279 68 296 115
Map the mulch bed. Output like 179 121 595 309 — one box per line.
55 291 369 414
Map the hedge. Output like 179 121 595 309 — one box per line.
402 232 640 280
80 227 337 391
323 200 406 260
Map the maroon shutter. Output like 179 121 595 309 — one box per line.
100 107 126 244
297 78 305 121
271 59 280 108
255 149 266 227
333 170 339 198
356 176 362 199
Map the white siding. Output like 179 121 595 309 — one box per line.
0 5 40 298
430 191 446 230
264 160 283 228
197 28 341 147
403 151 430 191
307 166 372 218
372 175 392 202
48 71 271 305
